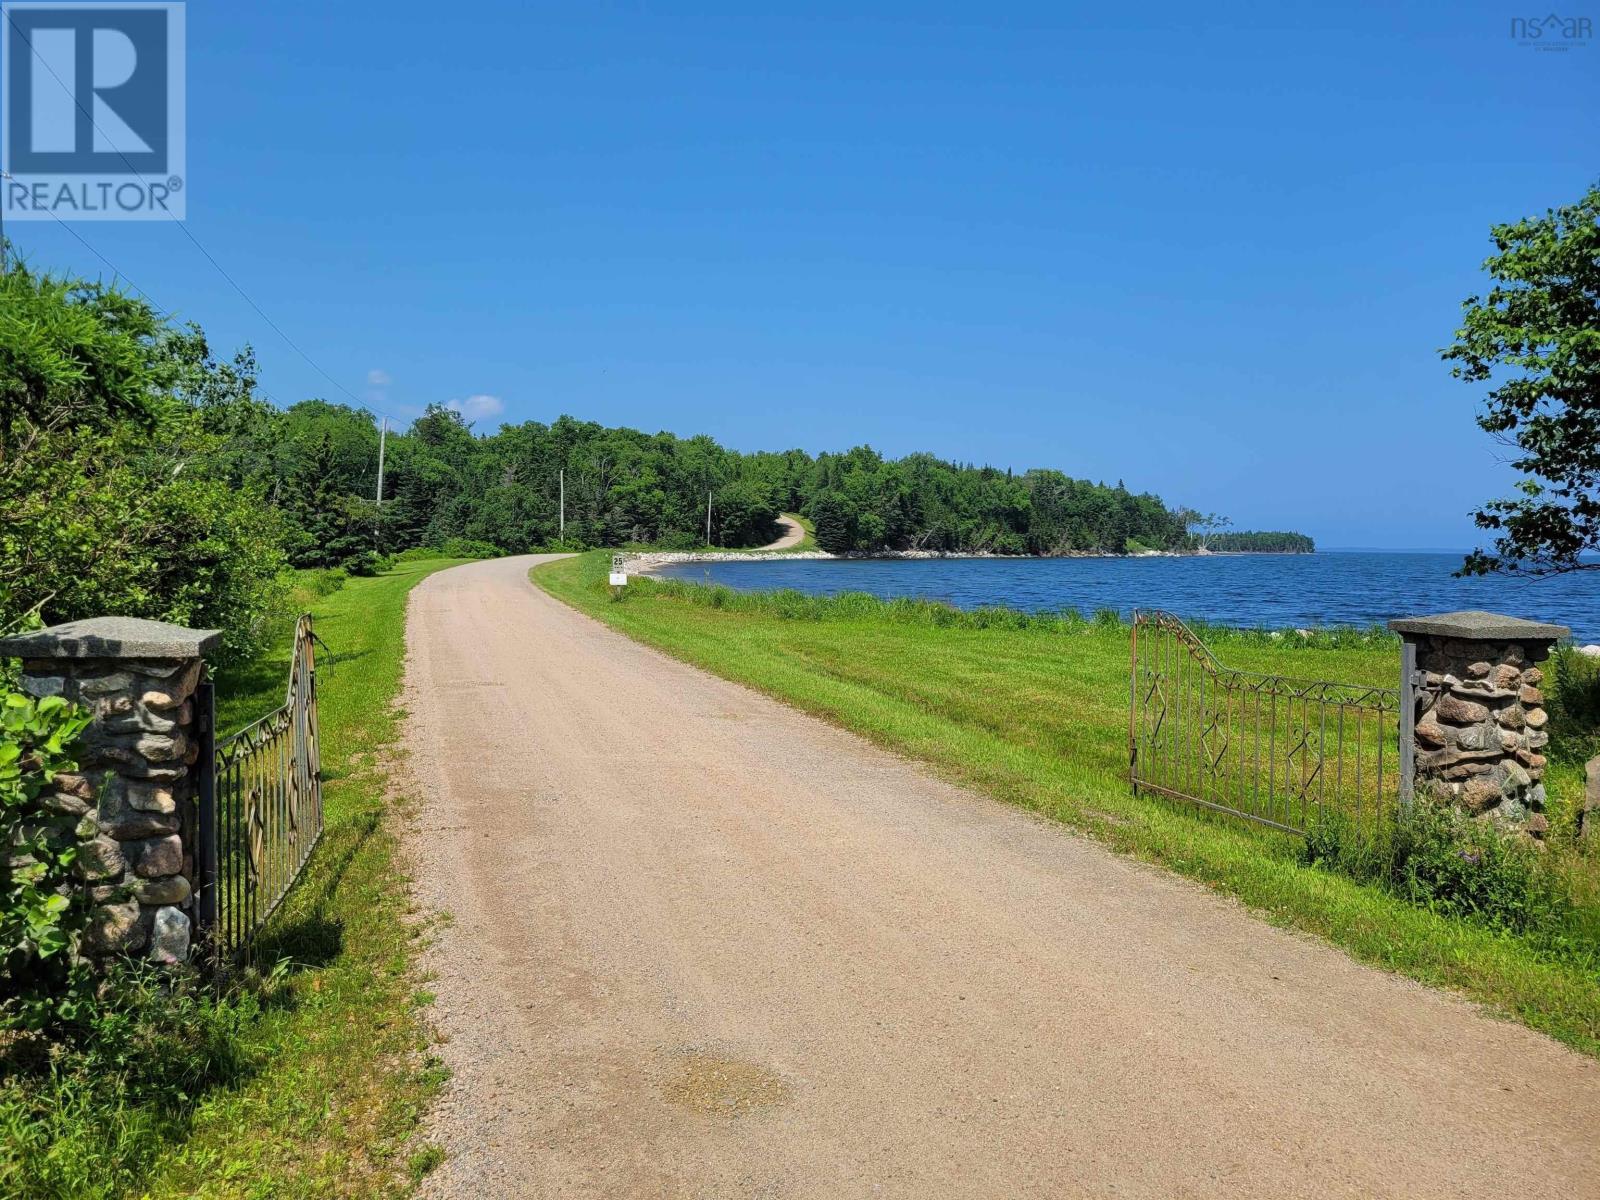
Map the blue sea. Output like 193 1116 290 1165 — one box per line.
654 552 1600 643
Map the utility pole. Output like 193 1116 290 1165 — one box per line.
374 416 387 541
559 468 565 541
375 417 387 505
706 489 713 546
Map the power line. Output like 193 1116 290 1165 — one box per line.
168 222 372 411
3 181 408 430
6 11 404 426
0 178 295 407
1 169 378 425
1 170 171 317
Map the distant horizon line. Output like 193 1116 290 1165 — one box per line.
1320 546 1474 555
1320 547 1600 561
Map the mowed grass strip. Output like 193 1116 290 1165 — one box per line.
135 558 465 1198
536 551 1600 1057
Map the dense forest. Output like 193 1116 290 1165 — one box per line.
1 266 1310 655
236 402 1316 562
260 405 1214 561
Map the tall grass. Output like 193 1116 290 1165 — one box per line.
633 573 1398 650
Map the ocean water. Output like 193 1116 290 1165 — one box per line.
653 552 1600 643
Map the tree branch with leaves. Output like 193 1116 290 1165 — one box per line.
1447 184 1600 577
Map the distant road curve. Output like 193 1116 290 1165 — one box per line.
404 553 1600 1199
757 513 806 551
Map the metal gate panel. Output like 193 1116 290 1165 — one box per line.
1129 610 1400 835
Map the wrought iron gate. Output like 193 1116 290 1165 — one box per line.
195 614 324 958
1129 610 1401 834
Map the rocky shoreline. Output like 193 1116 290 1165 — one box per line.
623 547 1299 573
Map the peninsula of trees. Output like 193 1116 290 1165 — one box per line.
1206 531 1316 554
263 403 1314 561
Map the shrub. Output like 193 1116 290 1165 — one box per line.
1302 799 1570 937
1547 646 1600 765
0 689 95 1032
436 536 500 559
140 475 292 665
302 566 349 598
654 530 703 552
340 550 396 577
0 266 293 665
393 539 500 562
1391 803 1565 934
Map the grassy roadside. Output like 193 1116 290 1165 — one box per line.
139 557 464 1197
0 558 462 1199
536 550 1600 1057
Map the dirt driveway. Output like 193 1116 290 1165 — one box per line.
404 554 1600 1199
758 514 806 550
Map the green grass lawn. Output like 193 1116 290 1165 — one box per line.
536 550 1600 1057
0 558 464 1200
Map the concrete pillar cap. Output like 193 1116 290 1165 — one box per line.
1387 610 1570 642
0 616 222 660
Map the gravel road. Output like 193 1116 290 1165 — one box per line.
404 554 1600 1199
758 514 806 551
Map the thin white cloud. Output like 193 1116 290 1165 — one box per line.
448 394 505 424
367 368 392 387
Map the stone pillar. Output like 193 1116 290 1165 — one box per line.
0 617 219 963
1388 610 1569 837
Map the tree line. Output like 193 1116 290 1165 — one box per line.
243 404 1316 562
1 261 1313 657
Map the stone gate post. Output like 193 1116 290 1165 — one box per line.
1388 610 1569 837
0 616 218 963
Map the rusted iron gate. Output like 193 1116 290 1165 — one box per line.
193 614 324 958
1128 610 1401 835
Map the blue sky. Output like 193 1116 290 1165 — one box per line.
8 1 1597 548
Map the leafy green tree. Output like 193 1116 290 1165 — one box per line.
259 402 1306 561
278 400 379 496
0 265 287 660
1448 184 1600 576
712 479 779 546
0 270 156 446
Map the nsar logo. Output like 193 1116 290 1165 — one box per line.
1509 11 1593 50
